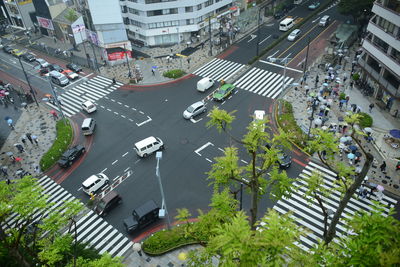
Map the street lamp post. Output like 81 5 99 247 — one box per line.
155 151 171 229
256 7 262 56
123 43 132 78
268 57 290 93
47 77 66 120
307 97 318 138
17 56 39 106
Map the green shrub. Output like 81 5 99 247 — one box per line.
352 73 360 81
163 69 186 79
339 92 346 100
358 112 373 127
142 225 199 255
39 119 73 171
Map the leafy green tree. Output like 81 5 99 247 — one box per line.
338 0 374 24
64 8 78 23
206 107 295 229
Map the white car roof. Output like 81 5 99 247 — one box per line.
254 110 266 120
83 100 94 106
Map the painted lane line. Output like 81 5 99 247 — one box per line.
129 118 134 122
121 115 126 118
132 108 137 111
282 53 292 63
113 176 120 181
268 50 279 59
136 116 152 127
259 60 303 73
206 158 212 163
259 35 271 44
104 96 109 99
134 159 140 164
221 101 226 105
195 142 214 156
117 102 122 105
241 160 248 164
122 152 129 157
247 34 257 43
100 105 105 108
83 72 94 79
190 117 203 124
139 111 144 114
107 108 112 111
124 167 131 172
124 105 129 108
111 99 115 102
114 111 119 115
111 160 118 165
218 147 225 152
101 168 107 173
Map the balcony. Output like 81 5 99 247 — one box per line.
372 2 400 27
367 20 400 52
362 39 400 75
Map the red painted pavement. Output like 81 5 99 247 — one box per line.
217 45 239 59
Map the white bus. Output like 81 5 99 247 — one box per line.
279 18 295 31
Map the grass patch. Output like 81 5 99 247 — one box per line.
276 100 309 149
39 119 73 171
163 69 186 79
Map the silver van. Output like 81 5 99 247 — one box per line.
81 118 96 135
134 136 164 158
319 15 330 27
49 70 69 86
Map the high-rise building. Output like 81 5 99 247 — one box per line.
2 0 35 29
119 0 234 47
359 0 400 115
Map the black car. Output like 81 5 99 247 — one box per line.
123 200 159 234
21 53 36 62
95 191 122 216
274 10 285 20
66 63 82 73
57 145 85 168
277 151 292 169
48 64 63 72
39 67 49 76
3 45 14 53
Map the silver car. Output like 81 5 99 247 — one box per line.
183 101 207 119
287 29 301 41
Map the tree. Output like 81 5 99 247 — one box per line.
338 0 374 24
206 107 295 229
0 177 123 266
64 8 78 23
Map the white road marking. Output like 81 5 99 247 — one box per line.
114 111 119 115
122 152 129 157
241 160 248 164
124 167 130 172
136 116 152 127
100 105 105 108
101 168 107 173
312 17 321 23
134 159 140 164
248 34 257 42
260 35 271 44
190 117 203 123
206 158 212 163
83 72 94 78
132 108 136 111
217 147 224 152
268 50 279 59
139 111 144 114
129 119 134 122
113 176 120 181
111 160 118 165
221 101 226 105
124 105 129 108
111 99 115 102
195 142 214 156
297 58 306 67
117 102 122 105
259 60 303 73
107 108 111 111
121 115 126 118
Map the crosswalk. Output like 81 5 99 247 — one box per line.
47 76 123 117
192 58 293 99
271 161 398 251
2 176 132 258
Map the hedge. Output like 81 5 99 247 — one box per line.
39 119 73 171
163 69 186 79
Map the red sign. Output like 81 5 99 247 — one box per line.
107 51 132 61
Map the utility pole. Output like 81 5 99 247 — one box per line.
302 37 310 85
90 42 100 72
47 77 66 121
208 15 212 56
77 27 91 68
124 43 132 78
256 8 261 56
18 57 38 106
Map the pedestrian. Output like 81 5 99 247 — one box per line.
7 120 14 130
26 133 33 144
380 161 386 173
1 166 8 176
21 136 26 145
6 178 11 185
355 164 362 174
151 68 155 76
34 164 40 174
369 103 375 113
350 81 353 89
354 157 360 165
51 111 58 120
57 96 63 106
343 74 347 83
14 143 24 153
32 135 38 145
339 101 343 110
201 42 204 49
305 88 309 96
112 78 116 84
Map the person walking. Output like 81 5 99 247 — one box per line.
21 136 27 145
380 161 386 173
31 135 39 145
14 143 24 153
369 103 375 113
26 133 33 144
1 166 8 176
112 78 116 84
151 68 155 76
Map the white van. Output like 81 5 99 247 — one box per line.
197 77 214 92
82 173 109 195
319 15 330 27
279 18 295 31
134 136 164 158
81 118 96 135
49 70 69 86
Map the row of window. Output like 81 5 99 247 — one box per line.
148 20 180 28
125 17 206 28
147 8 178 16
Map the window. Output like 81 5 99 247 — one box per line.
377 17 395 34
390 48 400 63
145 0 177 3
130 20 143 27
163 8 177 15
185 6 193 12
186 19 194 25
128 8 139 15
148 20 179 29
128 0 137 2
373 36 389 53
197 4 202 10
205 0 213 7
147 10 163 16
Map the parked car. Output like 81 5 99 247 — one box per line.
61 69 79 80
319 15 331 27
252 110 266 130
308 2 320 10
11 49 24 57
66 63 82 73
57 144 85 168
213 83 236 101
39 67 49 76
3 45 14 53
197 77 214 92
95 191 122 216
183 101 207 119
123 200 160 234
21 52 36 62
82 100 96 113
264 144 292 168
36 58 50 68
287 29 301 41
48 64 63 72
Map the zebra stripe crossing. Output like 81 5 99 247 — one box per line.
233 67 293 99
271 161 397 251
192 58 245 81
192 59 293 99
2 176 132 258
47 76 123 117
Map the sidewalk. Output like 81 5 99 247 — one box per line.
283 44 400 197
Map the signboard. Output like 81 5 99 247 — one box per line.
107 51 132 61
86 29 99 45
37 16 54 30
72 24 85 34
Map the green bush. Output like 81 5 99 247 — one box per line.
142 225 199 255
276 100 309 149
39 119 73 171
163 69 186 79
358 112 373 127
352 73 360 81
339 92 346 100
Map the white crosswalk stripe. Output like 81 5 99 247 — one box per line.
192 58 246 81
46 76 123 117
2 176 132 258
271 161 397 250
233 67 293 99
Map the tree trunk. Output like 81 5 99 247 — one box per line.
250 151 259 230
324 153 373 244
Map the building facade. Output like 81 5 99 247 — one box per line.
359 0 400 116
3 0 35 29
120 0 234 47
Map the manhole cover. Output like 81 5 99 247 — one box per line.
180 138 188 145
